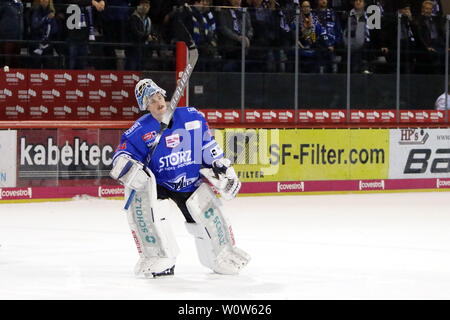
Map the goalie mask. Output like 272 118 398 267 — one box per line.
135 79 167 111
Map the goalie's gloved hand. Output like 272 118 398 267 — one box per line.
110 155 151 191
202 158 241 200
212 158 228 177
212 158 237 180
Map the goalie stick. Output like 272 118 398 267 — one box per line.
124 44 199 210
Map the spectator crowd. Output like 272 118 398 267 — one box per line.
0 0 446 74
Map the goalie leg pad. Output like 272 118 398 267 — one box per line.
185 222 217 271
185 183 250 275
125 179 180 278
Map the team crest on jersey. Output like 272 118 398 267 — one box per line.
142 131 157 144
165 134 180 148
164 173 198 191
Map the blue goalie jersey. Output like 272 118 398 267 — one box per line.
113 107 223 193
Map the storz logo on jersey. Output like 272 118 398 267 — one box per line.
165 134 180 148
159 151 192 168
164 173 197 191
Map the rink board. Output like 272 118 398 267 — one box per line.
0 69 140 121
2 127 450 201
216 128 389 182
1 179 450 202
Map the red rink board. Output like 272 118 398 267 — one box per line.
1 68 449 125
0 69 140 121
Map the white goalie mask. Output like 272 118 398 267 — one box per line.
135 79 167 111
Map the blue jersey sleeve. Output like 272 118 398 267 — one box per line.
113 115 158 164
200 113 224 167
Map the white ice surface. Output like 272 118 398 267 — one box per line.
2 192 450 300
